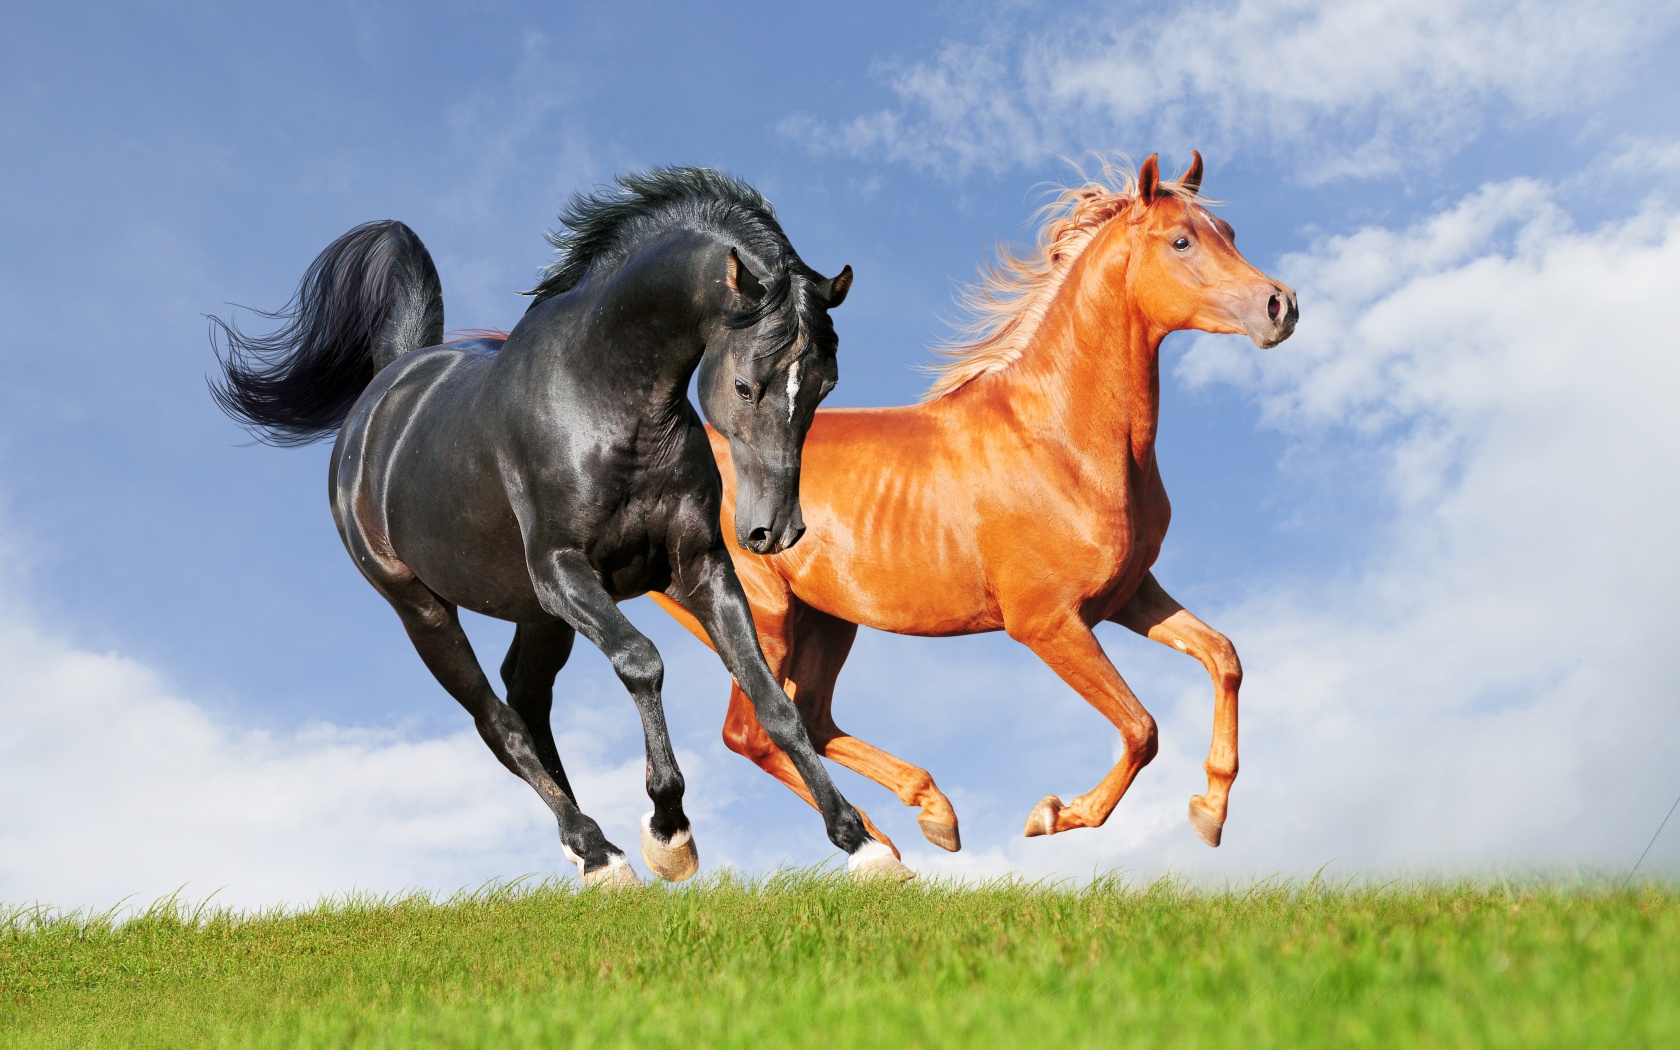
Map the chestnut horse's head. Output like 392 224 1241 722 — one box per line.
924 152 1297 401
1121 152 1297 348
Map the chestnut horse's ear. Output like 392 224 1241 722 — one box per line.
1179 150 1204 197
819 264 853 308
1137 154 1161 203
727 248 765 302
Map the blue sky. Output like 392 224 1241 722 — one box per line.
4 0 1680 907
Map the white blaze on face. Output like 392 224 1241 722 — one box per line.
1195 205 1230 246
785 360 801 422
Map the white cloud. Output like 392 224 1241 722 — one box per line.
0 606 715 911
790 0 1677 178
882 175 1680 881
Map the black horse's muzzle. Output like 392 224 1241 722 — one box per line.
738 498 806 555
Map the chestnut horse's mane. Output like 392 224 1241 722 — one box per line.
924 158 1204 401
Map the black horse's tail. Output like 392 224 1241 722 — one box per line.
210 220 444 446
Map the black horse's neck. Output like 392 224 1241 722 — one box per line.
512 229 738 427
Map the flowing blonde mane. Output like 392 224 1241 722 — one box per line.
923 159 1203 401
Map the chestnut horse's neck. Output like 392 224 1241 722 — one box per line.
940 222 1165 473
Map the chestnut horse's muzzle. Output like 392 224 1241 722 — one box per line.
1247 284 1299 348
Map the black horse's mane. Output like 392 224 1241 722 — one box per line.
524 167 829 358
208 168 832 448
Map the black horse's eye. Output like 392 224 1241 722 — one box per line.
1172 236 1192 251
734 379 753 401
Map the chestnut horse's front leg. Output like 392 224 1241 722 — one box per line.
1110 571 1241 847
672 547 912 881
648 590 912 856
1009 612 1160 836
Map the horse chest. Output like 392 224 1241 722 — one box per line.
1062 467 1171 616
584 506 676 599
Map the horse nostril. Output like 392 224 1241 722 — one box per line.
747 526 771 548
1268 293 1282 322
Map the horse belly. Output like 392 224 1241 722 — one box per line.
407 527 544 621
780 516 1000 637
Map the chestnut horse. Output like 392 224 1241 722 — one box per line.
651 154 1297 862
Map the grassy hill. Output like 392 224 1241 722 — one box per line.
3 873 1676 1048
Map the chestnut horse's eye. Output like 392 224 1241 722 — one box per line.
734 379 753 401
1172 236 1192 251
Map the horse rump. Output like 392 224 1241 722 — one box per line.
209 220 444 446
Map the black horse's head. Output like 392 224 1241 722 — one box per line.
523 167 851 553
698 247 851 554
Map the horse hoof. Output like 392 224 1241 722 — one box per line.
1024 795 1063 837
580 853 641 889
848 840 915 883
641 812 700 883
918 816 962 852
1188 800 1223 848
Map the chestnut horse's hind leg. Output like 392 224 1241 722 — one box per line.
1011 613 1160 837
1110 572 1241 847
499 621 580 806
380 576 637 886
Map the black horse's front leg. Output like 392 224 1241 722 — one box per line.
529 548 698 883
673 547 911 880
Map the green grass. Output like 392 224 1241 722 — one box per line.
2 872 1676 1049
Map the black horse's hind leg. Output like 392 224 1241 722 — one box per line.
673 548 910 880
499 620 579 804
383 579 635 885
528 549 697 882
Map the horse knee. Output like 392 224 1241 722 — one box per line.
611 637 664 696
1207 635 1243 694
752 702 806 753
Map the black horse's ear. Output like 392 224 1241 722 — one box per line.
727 248 765 302
819 265 853 308
1137 154 1161 202
1178 150 1203 197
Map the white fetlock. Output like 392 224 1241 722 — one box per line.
640 811 700 883
847 839 914 883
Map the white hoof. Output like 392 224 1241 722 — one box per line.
640 812 700 883
847 839 914 883
579 853 641 889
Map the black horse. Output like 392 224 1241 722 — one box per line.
212 168 909 885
